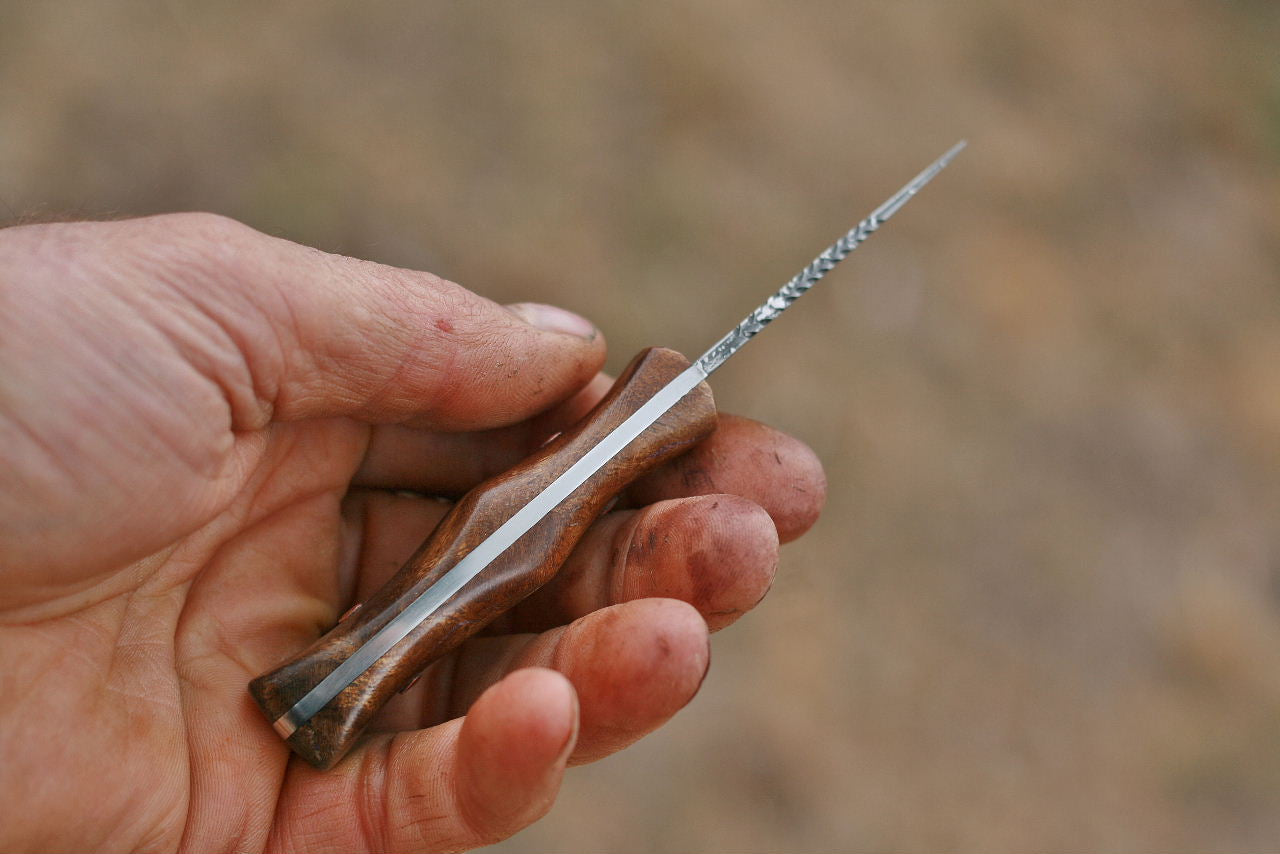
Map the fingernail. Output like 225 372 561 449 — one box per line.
555 691 581 767
509 302 597 339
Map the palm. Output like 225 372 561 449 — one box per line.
0 215 824 852
3 414 357 849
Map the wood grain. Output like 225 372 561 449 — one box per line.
249 347 716 769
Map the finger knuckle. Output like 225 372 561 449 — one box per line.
144 211 258 282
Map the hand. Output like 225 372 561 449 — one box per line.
0 214 825 852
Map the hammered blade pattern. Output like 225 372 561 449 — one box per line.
695 141 965 376
695 214 882 374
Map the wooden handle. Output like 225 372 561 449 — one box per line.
249 347 716 768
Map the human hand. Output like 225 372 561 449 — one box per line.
0 214 825 852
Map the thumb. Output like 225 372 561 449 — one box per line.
150 213 606 430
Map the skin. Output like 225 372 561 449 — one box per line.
0 213 826 853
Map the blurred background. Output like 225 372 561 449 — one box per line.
3 1 1279 850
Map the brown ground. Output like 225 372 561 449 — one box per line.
2 2 1279 850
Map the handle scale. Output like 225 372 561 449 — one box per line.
249 347 716 768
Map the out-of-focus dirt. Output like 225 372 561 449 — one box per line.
3 2 1278 850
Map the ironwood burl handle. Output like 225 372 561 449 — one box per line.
249 347 717 769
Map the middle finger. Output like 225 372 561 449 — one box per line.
342 491 779 632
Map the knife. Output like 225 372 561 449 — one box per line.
250 141 966 769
